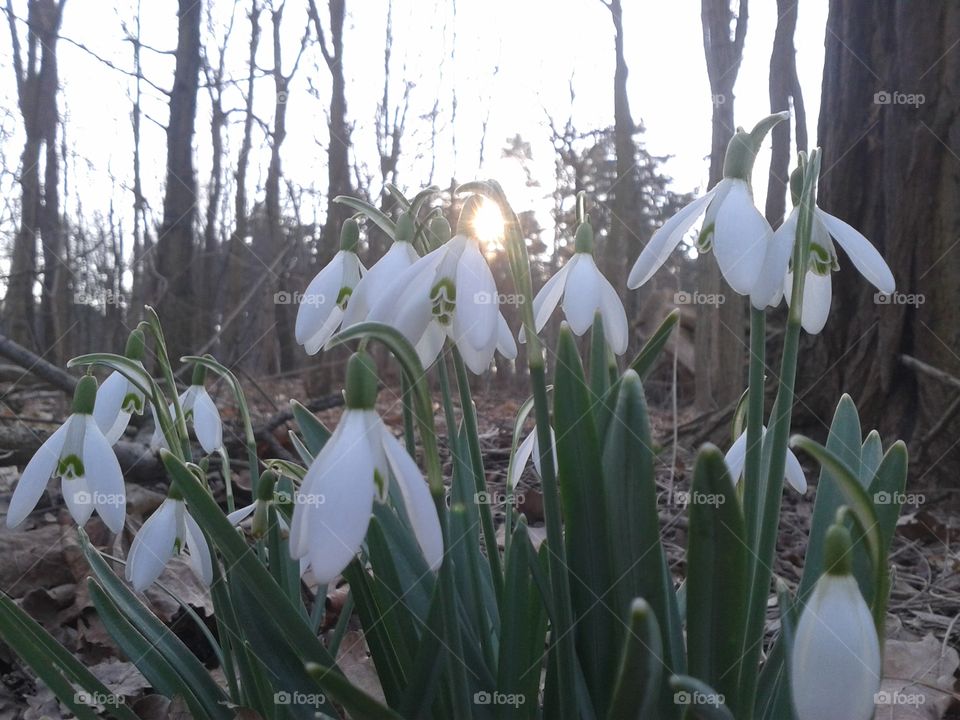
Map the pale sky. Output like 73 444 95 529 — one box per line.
0 0 829 249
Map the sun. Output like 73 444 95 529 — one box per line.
471 199 505 255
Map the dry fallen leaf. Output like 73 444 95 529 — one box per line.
875 633 959 719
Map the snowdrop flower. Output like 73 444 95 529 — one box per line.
522 222 628 354
125 495 212 591
7 376 125 533
93 329 149 445
368 199 517 373
763 195 896 334
628 113 788 296
508 425 557 490
295 219 365 355
150 366 223 455
791 525 880 720
724 426 807 493
289 353 443 583
341 213 420 329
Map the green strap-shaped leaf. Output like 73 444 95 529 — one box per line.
607 598 664 720
292 399 332 455
554 325 615 716
0 592 140 720
668 675 736 720
333 196 397 236
686 445 748 718
589 314 611 402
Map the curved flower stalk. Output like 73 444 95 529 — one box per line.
150 366 223 455
628 113 788 296
759 170 896 333
791 524 881 720
522 221 628 355
368 198 517 373
508 424 557 490
289 352 443 584
295 219 365 355
125 494 212 591
7 375 125 533
724 426 807 493
93 329 149 445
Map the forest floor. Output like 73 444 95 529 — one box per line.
0 376 957 718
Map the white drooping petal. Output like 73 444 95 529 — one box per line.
6 421 68 528
817 209 895 295
785 270 833 335
226 502 256 526
531 426 557 478
380 426 443 571
368 246 444 346
62 472 93 526
191 387 223 454
752 208 798 309
125 498 179 591
452 241 498 358
59 415 94 526
562 253 601 336
304 306 345 356
455 330 496 374
785 447 808 494
297 411 377 584
724 430 749 483
343 242 419 327
496 313 517 359
508 429 537 491
628 188 717 289
791 574 881 720
414 322 446 369
713 180 771 295
82 416 126 533
183 510 214 586
597 272 629 355
94 371 131 444
295 251 347 350
530 260 571 334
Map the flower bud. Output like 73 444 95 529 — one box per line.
791 524 881 720
574 221 594 254
124 328 146 361
339 218 360 253
457 195 486 237
427 215 452 249
395 212 415 244
191 362 207 386
71 375 98 415
344 351 379 410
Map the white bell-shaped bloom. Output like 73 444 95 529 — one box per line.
8 378 125 533
342 240 419 329
125 497 213 591
524 251 628 354
791 541 881 720
288 408 443 584
628 177 773 296
770 206 896 334
368 233 517 373
94 363 148 445
150 384 223 455
295 248 364 354
508 425 558 490
724 426 807 493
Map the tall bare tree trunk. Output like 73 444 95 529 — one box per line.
804 0 960 479
4 0 66 352
156 0 202 364
697 0 748 411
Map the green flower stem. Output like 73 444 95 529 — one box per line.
452 348 504 605
743 306 766 546
740 150 819 716
144 307 191 459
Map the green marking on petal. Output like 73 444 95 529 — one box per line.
336 285 353 308
430 278 457 325
373 468 388 500
57 454 84 479
696 223 715 253
122 391 145 414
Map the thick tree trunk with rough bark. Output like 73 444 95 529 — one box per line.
156 0 202 365
697 0 748 411
806 0 960 478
